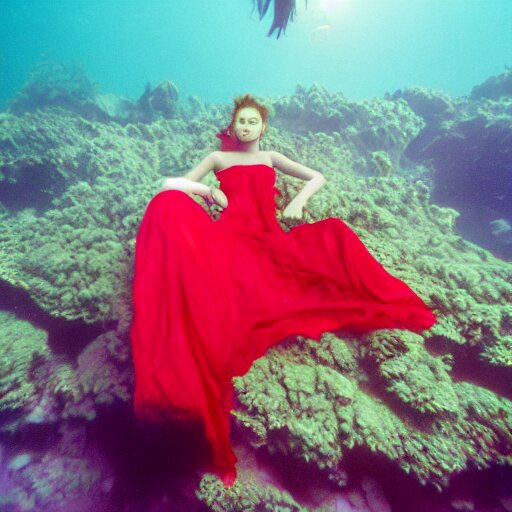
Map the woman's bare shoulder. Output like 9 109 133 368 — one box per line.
210 150 228 171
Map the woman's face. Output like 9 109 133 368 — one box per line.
233 107 265 142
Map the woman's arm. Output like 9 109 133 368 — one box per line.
160 176 211 197
269 150 327 207
160 152 219 197
269 151 326 182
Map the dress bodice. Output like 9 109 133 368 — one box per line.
214 164 282 233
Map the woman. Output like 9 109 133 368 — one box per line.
130 94 437 488
159 94 327 220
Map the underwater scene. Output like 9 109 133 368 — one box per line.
0 1 511 511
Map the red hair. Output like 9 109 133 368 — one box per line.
216 94 269 151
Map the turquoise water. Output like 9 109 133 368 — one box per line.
1 0 511 106
1 1 512 511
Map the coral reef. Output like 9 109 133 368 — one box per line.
6 61 185 125
271 83 425 171
231 305 511 495
0 309 132 435
0 74 511 511
393 82 512 260
370 151 393 176
0 311 51 417
387 86 456 124
471 66 512 100
8 61 97 116
136 80 184 122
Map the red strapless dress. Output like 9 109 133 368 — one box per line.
129 164 437 487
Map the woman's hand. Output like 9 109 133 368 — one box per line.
282 201 304 220
160 177 176 193
204 187 228 210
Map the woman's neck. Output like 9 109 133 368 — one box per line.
235 138 260 153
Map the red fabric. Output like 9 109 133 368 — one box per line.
130 164 437 487
215 127 239 151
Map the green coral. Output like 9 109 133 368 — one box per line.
0 308 131 430
6 182 135 322
0 311 50 412
233 331 512 492
377 337 459 416
196 473 310 512
481 333 512 366
371 150 393 176
388 86 456 123
272 83 425 171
